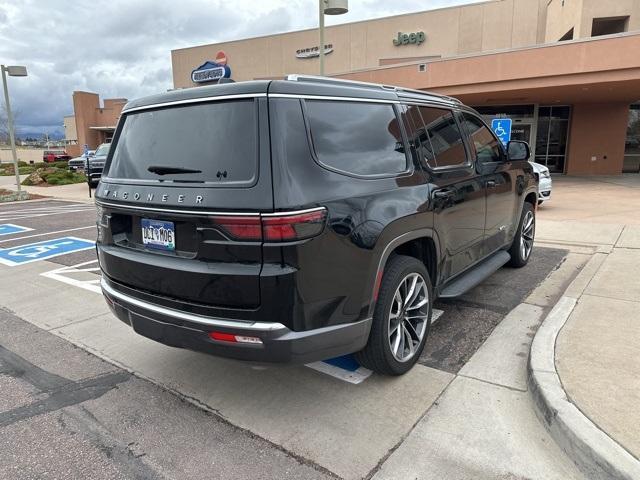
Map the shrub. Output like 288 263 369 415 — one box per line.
42 170 86 186
21 167 86 186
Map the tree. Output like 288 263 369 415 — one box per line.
0 102 20 145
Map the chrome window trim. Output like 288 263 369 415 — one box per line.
122 93 267 114
101 277 287 331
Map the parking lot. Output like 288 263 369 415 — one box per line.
0 199 586 479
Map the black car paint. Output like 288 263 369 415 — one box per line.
96 79 537 363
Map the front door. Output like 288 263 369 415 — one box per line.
401 105 487 282
510 123 532 144
459 112 518 254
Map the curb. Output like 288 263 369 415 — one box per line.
528 253 640 480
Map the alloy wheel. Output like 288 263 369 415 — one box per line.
388 273 429 363
520 210 535 260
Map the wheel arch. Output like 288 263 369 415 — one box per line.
367 229 440 317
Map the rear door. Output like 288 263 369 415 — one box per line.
97 96 272 310
458 112 517 254
404 104 486 282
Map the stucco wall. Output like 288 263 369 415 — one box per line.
546 0 640 41
566 103 630 175
171 0 548 87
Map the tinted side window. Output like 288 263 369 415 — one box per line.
460 113 503 163
305 100 407 176
420 107 468 168
402 105 437 169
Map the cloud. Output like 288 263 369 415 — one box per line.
0 0 474 136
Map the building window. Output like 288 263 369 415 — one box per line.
559 28 574 41
591 16 629 37
623 104 640 173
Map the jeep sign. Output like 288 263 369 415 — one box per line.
393 31 426 46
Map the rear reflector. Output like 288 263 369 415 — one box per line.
209 332 263 344
210 208 326 242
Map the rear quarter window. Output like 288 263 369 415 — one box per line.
105 99 258 186
304 100 408 177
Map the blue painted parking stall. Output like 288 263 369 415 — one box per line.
0 236 95 267
0 224 34 236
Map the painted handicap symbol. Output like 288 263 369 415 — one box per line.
0 236 95 266
7 240 75 259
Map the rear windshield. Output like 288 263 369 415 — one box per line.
95 144 110 156
105 99 258 185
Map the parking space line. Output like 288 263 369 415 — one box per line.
41 260 102 294
0 226 95 244
0 209 94 222
0 224 34 236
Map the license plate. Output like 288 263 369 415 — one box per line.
141 219 175 250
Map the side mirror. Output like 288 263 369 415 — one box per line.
507 140 530 161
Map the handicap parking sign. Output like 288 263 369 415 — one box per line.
491 118 512 146
0 236 95 266
0 224 34 236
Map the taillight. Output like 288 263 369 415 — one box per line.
262 209 327 241
209 215 262 241
210 208 326 242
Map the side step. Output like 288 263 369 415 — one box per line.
438 250 511 299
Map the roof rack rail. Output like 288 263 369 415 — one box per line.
285 74 398 91
284 74 461 105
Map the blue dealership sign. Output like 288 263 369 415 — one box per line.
191 61 232 84
491 118 512 146
0 236 95 266
0 224 34 236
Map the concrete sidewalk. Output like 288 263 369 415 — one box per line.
0 174 93 203
531 175 640 479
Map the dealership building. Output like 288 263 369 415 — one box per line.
172 0 640 175
63 92 127 157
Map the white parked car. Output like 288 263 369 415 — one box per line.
530 161 552 205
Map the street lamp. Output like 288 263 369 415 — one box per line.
319 0 348 76
1 64 28 194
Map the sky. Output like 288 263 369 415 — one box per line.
0 0 477 138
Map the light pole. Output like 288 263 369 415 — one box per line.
1 65 28 193
319 0 348 76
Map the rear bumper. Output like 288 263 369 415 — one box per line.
101 277 371 364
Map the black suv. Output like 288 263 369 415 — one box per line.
87 143 110 188
96 75 537 375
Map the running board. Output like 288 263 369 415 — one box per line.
438 251 511 299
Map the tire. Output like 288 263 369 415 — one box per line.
507 202 535 268
355 255 433 375
89 181 99 189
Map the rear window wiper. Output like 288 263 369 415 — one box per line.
147 165 202 175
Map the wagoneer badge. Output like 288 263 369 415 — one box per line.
100 187 204 204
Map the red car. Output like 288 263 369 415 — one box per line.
43 150 71 162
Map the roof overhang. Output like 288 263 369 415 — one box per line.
89 126 116 132
335 32 640 105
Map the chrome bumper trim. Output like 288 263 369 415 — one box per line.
101 277 287 332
